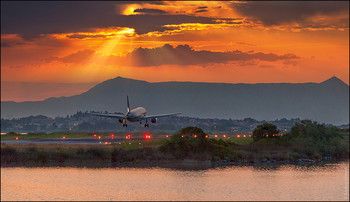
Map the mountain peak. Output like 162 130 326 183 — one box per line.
111 76 147 83
320 76 348 86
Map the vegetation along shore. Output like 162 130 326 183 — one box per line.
1 120 349 168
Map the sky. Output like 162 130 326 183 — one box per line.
1 1 349 101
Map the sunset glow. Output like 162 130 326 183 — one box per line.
1 1 349 101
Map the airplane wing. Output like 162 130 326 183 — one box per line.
142 112 182 119
90 112 125 119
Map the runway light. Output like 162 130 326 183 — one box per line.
139 143 141 145
166 135 169 138
181 135 184 138
104 141 108 144
193 134 197 138
16 137 19 140
237 135 240 138
98 136 101 139
129 142 131 144
214 134 218 138
144 133 151 139
93 134 97 137
126 134 131 139
205 135 209 138
63 136 66 139
223 134 226 138
111 134 114 139
243 135 246 137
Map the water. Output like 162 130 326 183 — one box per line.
1 162 349 201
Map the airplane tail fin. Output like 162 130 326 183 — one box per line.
127 96 130 113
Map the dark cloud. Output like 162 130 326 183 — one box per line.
1 42 11 47
232 1 349 26
1 40 26 47
66 34 108 40
197 6 208 9
114 44 299 67
195 9 209 13
1 1 217 39
47 49 95 64
133 8 167 14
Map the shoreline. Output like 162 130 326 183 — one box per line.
2 157 348 170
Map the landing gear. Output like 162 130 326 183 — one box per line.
123 124 128 127
144 120 149 127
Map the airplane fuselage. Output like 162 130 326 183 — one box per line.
90 96 181 127
126 107 146 122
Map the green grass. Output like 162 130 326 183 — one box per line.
1 142 172 167
1 126 348 167
228 137 254 145
112 139 168 150
0 132 170 140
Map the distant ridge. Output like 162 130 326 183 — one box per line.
320 76 348 86
1 76 349 125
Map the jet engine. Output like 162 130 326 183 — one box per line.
150 118 157 123
118 119 125 123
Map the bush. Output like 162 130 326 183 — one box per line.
252 123 279 141
1 146 19 163
159 127 211 158
284 120 348 158
159 127 239 159
87 147 107 159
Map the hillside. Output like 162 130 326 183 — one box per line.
1 76 349 125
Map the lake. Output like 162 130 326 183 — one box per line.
1 162 349 201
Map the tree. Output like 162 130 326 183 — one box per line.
252 123 279 141
160 127 209 158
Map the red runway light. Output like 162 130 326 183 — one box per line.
144 134 151 139
93 134 97 137
16 137 19 140
111 134 114 139
126 134 131 139
98 136 101 139
166 135 169 138
205 135 209 138
63 136 66 139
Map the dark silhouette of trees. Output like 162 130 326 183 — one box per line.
252 123 279 141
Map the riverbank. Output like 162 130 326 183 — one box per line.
2 123 349 169
1 142 348 169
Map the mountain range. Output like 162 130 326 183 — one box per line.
1 76 349 125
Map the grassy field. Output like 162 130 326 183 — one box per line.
1 125 348 168
0 132 254 145
0 132 170 140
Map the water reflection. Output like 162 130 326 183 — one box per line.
1 162 348 201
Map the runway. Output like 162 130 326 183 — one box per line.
1 137 163 145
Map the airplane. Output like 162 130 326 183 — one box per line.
90 96 181 127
